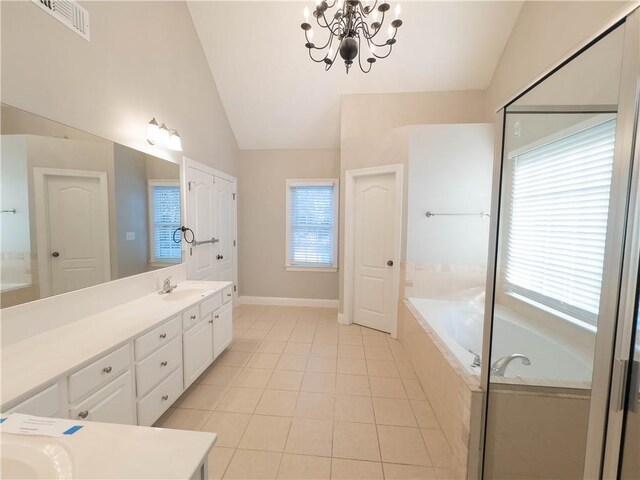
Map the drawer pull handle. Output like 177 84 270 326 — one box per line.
190 315 196 320
161 395 169 401
78 410 89 419
215 315 220 319
160 333 167 339
102 366 113 374
209 319 213 324
227 293 232 297
161 361 168 367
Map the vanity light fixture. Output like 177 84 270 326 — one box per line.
146 118 183 152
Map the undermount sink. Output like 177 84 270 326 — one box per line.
1 436 73 479
160 288 209 301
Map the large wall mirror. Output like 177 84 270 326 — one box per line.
1 104 182 308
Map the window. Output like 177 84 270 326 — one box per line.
286 179 338 271
148 181 181 264
505 117 617 325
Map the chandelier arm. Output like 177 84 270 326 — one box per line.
373 43 393 59
356 36 373 74
308 48 330 63
308 31 334 50
319 10 343 36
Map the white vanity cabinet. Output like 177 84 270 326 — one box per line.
1 281 234 430
6 383 63 418
213 302 233 358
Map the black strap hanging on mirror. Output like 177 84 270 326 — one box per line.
173 226 195 244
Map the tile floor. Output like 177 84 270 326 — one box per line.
156 305 461 480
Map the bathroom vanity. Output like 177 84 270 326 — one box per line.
0 280 233 427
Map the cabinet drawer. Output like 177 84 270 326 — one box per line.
70 371 135 425
200 292 222 318
136 337 182 398
68 344 131 403
6 384 61 418
135 316 180 361
137 366 183 426
222 286 233 304
182 305 200 331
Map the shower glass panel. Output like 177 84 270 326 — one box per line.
483 25 626 479
619 274 639 478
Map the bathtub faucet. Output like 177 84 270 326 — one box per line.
490 354 531 377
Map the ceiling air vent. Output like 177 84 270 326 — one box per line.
32 0 90 41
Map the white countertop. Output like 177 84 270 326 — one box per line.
1 280 232 408
1 420 217 479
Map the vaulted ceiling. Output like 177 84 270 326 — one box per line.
188 1 523 150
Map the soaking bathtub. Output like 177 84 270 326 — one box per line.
407 297 593 384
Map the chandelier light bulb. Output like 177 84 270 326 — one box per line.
308 28 314 41
304 6 310 22
328 46 334 58
370 45 376 56
372 9 379 22
388 25 394 37
395 3 401 19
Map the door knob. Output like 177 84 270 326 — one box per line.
217 255 224 260
387 260 394 266
51 251 60 258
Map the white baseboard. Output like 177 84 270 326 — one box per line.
337 312 351 325
238 296 339 308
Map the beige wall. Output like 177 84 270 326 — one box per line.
338 91 488 312
1 1 238 174
238 149 340 300
486 0 630 115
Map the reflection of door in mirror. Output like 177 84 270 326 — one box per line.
0 104 182 309
34 168 110 297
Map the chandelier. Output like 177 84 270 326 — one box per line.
301 0 403 74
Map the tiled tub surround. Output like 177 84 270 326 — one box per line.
398 300 482 479
156 304 460 480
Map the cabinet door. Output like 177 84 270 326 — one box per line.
7 384 63 418
183 317 214 389
69 371 135 425
213 302 233 359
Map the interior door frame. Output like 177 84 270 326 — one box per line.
182 157 238 301
343 164 403 338
33 167 111 298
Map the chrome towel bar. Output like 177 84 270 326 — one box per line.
425 211 490 218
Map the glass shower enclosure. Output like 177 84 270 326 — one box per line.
481 8 640 479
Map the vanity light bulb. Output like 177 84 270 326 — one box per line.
146 118 160 145
158 124 170 146
169 131 183 152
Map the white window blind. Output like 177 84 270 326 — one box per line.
150 183 181 262
505 118 617 325
287 181 337 269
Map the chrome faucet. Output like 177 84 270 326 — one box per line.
491 354 531 377
159 276 177 295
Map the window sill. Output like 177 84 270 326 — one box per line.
149 260 181 268
286 265 338 273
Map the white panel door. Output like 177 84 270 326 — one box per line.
353 173 396 333
45 173 110 295
186 166 217 280
215 177 235 282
